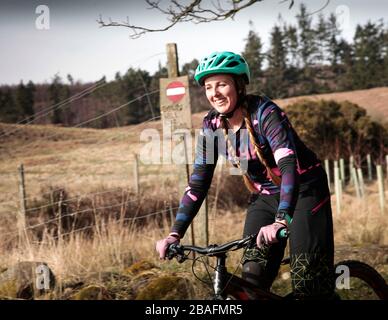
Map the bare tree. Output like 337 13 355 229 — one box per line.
97 0 300 39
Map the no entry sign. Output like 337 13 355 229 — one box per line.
166 81 186 103
160 75 192 132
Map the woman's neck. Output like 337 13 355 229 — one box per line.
224 106 244 133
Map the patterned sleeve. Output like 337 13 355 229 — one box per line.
170 119 218 237
261 103 300 221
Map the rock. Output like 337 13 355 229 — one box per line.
124 260 159 277
136 276 194 300
0 261 55 299
70 285 112 300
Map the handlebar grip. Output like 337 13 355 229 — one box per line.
278 228 290 239
166 243 178 260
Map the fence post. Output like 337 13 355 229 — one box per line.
349 155 354 184
377 165 385 214
351 167 361 198
57 190 64 249
339 158 345 188
357 168 365 198
17 164 29 246
133 153 139 194
367 154 372 181
324 159 331 193
334 163 341 214
169 195 174 228
386 155 388 182
182 133 209 247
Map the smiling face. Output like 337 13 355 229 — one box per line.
204 74 238 115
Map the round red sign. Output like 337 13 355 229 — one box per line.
166 81 186 103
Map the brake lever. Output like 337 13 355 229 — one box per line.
166 243 186 263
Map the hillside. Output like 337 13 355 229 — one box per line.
274 86 388 122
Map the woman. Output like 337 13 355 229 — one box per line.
156 51 335 299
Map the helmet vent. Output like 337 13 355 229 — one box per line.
226 61 239 68
215 56 227 66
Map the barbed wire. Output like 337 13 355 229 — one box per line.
23 187 139 213
1 205 179 238
4 90 159 155
52 206 179 240
0 112 162 205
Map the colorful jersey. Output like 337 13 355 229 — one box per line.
171 95 322 237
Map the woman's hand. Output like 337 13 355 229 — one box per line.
155 233 180 259
256 221 287 248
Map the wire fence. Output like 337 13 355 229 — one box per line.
2 203 180 239
0 112 162 206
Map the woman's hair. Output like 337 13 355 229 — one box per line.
219 76 281 192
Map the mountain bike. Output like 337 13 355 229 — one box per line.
166 232 388 300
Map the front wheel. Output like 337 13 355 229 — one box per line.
335 260 388 300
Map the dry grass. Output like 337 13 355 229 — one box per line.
1 186 386 284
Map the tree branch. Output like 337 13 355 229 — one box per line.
97 0 297 39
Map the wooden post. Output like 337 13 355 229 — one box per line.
133 153 139 194
377 165 385 214
180 133 196 248
340 158 345 188
351 167 361 198
18 164 27 245
169 195 174 228
334 165 341 214
357 168 365 198
349 155 354 184
57 191 63 242
166 43 179 78
367 154 372 181
386 155 388 182
324 159 331 193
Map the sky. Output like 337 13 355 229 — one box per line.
0 0 387 86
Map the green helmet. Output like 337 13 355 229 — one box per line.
194 51 250 86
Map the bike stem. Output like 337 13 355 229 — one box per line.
213 253 227 299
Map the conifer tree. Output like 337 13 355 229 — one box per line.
242 21 264 94
266 24 288 98
351 21 384 89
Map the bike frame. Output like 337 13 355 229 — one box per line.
211 251 283 300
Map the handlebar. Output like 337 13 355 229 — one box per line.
166 228 289 262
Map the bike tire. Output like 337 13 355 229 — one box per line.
335 260 388 300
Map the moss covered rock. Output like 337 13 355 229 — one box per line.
124 260 159 277
71 285 112 300
0 261 55 299
136 276 194 300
